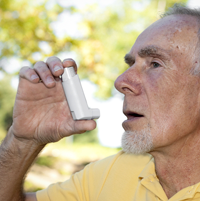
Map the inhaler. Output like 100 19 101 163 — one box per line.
61 67 100 120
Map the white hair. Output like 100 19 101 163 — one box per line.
121 125 154 154
161 3 200 19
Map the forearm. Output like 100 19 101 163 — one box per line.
0 127 45 201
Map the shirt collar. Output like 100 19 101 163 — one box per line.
138 156 200 200
138 157 156 180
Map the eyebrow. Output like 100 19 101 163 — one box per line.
138 45 170 59
124 45 170 66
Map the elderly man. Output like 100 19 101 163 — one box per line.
1 4 200 201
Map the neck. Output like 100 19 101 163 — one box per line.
150 134 200 199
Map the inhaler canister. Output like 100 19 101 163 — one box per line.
61 67 100 120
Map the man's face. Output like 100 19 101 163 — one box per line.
115 15 200 153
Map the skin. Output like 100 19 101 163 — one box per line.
115 14 200 198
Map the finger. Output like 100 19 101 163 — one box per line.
73 120 97 134
62 58 78 73
34 61 56 88
19 67 40 83
46 56 64 77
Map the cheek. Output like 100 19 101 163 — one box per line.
144 69 180 112
144 70 200 146
144 70 185 134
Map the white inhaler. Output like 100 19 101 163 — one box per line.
61 67 100 120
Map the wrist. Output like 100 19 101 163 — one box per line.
0 127 45 201
1 126 45 160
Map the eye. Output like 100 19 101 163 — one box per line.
151 62 161 68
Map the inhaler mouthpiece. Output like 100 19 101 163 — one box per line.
61 67 100 120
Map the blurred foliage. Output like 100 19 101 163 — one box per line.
24 180 43 192
0 0 187 139
35 155 58 168
0 75 16 139
0 0 73 64
73 127 98 143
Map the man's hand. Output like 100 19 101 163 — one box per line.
12 57 96 145
0 57 96 201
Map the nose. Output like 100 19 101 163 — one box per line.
114 67 142 95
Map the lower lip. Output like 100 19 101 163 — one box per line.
123 116 144 124
122 117 146 131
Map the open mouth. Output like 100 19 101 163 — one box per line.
126 112 144 119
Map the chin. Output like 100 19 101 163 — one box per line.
121 125 154 154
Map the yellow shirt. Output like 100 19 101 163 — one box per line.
36 151 200 201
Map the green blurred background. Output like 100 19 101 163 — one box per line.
0 0 192 191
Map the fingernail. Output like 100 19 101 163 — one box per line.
46 76 55 84
31 74 39 80
54 65 63 72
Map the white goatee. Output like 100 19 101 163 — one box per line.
121 125 153 154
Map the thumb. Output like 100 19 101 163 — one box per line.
72 120 97 134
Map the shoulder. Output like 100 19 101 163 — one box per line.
36 151 152 201
80 151 153 199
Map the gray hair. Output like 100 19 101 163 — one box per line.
161 3 200 19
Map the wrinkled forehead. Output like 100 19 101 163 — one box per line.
131 14 199 56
